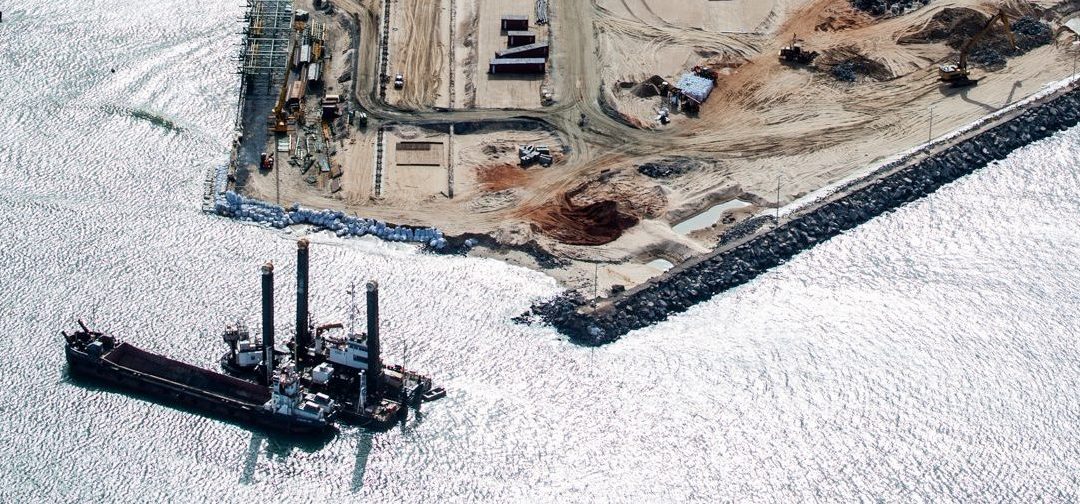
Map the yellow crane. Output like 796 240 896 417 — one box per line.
271 35 298 134
938 9 1017 87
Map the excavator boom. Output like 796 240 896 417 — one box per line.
958 9 1014 70
939 8 1017 86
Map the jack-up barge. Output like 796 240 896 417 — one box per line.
220 239 444 430
64 239 442 435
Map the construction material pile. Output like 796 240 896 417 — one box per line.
518 144 553 167
675 73 715 104
215 191 447 247
850 0 930 17
818 46 893 82
536 0 549 25
900 8 1053 70
526 195 640 246
637 157 703 178
1011 16 1054 51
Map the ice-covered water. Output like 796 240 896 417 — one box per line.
1 1 1078 501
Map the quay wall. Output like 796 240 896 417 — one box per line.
525 81 1080 345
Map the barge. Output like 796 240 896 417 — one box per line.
63 321 335 435
220 239 444 430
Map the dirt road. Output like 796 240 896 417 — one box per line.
248 0 1079 291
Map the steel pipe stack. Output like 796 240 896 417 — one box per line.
365 281 381 393
295 239 310 360
261 262 275 386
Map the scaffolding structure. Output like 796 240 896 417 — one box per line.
235 0 294 126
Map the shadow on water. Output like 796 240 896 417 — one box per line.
62 368 335 452
99 104 183 134
350 432 374 492
239 433 264 484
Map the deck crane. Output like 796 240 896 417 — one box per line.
938 9 1017 87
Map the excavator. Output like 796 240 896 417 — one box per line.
938 8 1017 87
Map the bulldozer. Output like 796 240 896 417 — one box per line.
779 34 819 65
938 9 1017 87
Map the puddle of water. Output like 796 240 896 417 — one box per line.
671 199 751 235
645 259 674 271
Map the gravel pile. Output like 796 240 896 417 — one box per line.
1011 16 1054 52
522 86 1080 345
637 157 703 178
831 61 858 82
850 0 930 17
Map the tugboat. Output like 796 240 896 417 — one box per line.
63 320 335 435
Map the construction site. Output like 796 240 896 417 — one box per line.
226 0 1080 298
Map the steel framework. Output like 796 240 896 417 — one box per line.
234 0 293 126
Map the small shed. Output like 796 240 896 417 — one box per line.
506 30 536 47
307 62 322 82
501 15 528 32
489 57 546 74
496 42 549 59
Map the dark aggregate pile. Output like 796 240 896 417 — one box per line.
968 46 1007 68
522 87 1080 346
819 47 894 82
716 214 772 247
1011 16 1054 52
969 16 1054 68
851 0 930 17
831 61 858 82
433 233 567 269
637 157 705 178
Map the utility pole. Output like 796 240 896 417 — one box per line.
593 263 599 299
928 106 934 143
775 174 781 223
1073 36 1079 77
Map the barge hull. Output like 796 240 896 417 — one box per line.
66 344 330 435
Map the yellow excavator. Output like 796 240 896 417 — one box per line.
938 8 1017 87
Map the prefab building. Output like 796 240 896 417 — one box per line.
488 57 546 74
495 42 549 59
500 15 528 31
506 30 536 47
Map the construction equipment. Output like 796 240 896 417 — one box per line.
779 34 819 65
260 152 274 171
938 9 1017 87
270 34 299 134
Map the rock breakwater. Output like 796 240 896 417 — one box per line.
523 84 1080 345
